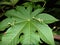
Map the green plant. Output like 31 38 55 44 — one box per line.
27 0 45 2
0 0 19 18
0 0 19 6
0 5 58 45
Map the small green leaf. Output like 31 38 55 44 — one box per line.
22 2 34 7
0 2 11 5
35 13 58 24
0 0 19 5
10 0 19 5
29 0 45 2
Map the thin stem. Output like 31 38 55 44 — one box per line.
43 1 46 7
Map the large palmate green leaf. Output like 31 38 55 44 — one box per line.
0 6 58 45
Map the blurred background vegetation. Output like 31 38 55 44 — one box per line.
0 0 60 45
